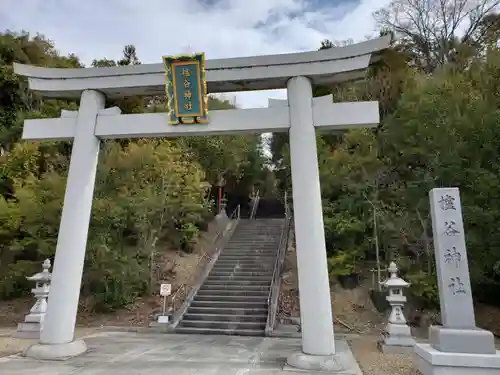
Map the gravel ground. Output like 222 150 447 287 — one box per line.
349 336 421 375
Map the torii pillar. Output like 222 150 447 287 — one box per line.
270 81 351 371
287 76 335 364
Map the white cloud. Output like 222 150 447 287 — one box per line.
0 0 392 108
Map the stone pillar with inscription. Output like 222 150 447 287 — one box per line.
414 187 500 375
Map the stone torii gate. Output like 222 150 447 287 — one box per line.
13 36 390 370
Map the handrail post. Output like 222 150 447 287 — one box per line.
248 189 260 220
284 190 288 218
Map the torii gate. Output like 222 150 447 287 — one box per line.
13 36 390 370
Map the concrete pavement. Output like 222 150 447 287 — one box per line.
0 331 362 374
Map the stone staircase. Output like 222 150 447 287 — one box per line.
254 198 286 219
175 218 284 336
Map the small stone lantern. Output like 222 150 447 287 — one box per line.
14 259 52 339
378 261 415 354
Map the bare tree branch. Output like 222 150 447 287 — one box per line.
374 0 500 71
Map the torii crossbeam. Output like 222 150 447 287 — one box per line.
22 98 378 140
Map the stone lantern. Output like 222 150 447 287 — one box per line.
14 259 52 339
378 261 415 354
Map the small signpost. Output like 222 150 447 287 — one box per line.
158 283 171 324
163 52 209 125
160 283 171 297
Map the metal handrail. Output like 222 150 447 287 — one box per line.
265 193 292 334
171 204 241 312
249 189 260 219
286 191 291 217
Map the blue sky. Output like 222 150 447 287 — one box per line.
0 0 392 108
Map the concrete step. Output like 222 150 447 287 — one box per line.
236 226 283 229
217 255 276 261
204 279 270 285
214 261 275 267
217 256 276 260
231 235 279 239
228 241 280 247
210 269 273 274
214 260 275 266
238 224 283 228
234 228 282 232
217 256 276 261
231 228 281 230
219 256 278 259
196 289 268 297
226 241 279 244
203 279 270 286
194 295 268 303
220 248 277 253
211 265 273 271
175 326 265 337
179 320 266 330
236 221 283 225
229 233 280 236
215 257 276 266
216 260 275 267
199 284 269 291
236 219 283 222
186 306 268 315
210 271 273 277
231 231 280 235
220 248 277 252
212 266 274 272
229 235 281 239
205 275 271 282
235 225 282 229
209 271 272 277
213 264 275 271
231 235 281 239
183 313 267 322
223 247 278 252
190 300 267 309
237 221 283 226
221 250 278 255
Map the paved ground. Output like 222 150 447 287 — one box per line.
0 331 367 375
